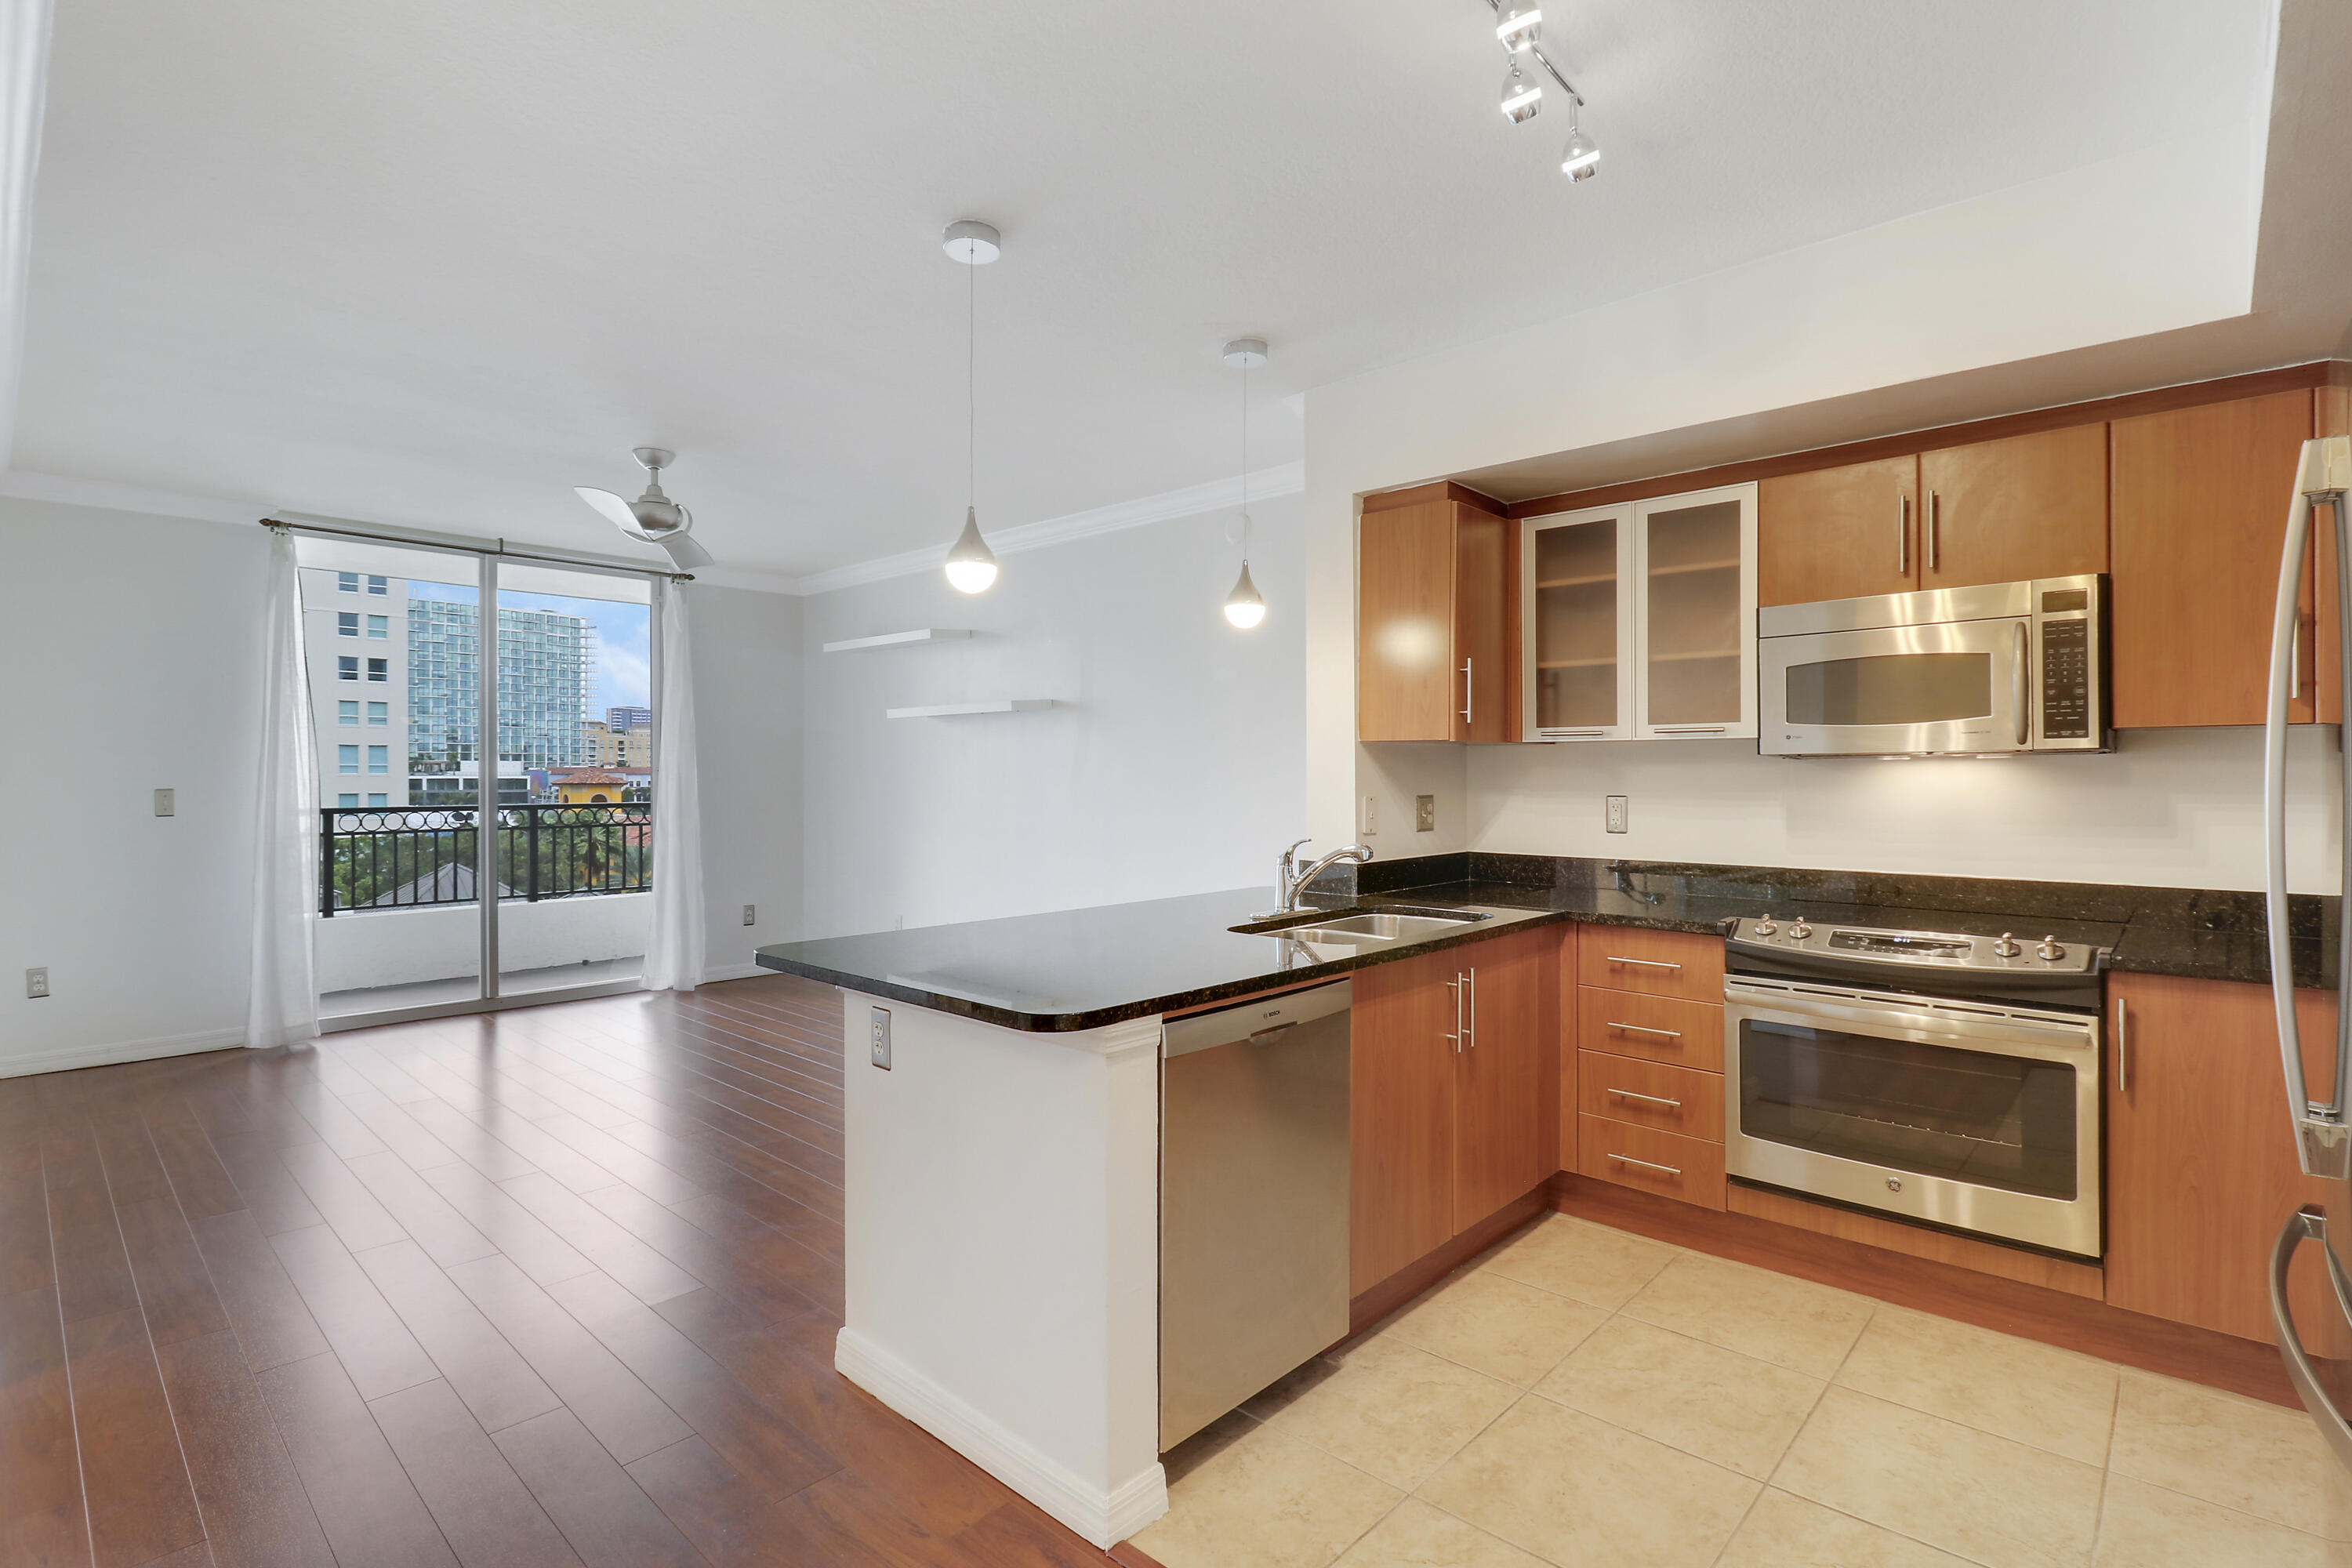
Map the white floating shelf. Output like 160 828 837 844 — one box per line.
886 699 1055 720
822 628 975 654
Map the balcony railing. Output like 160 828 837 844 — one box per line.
319 803 652 916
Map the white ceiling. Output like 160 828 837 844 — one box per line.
14 0 2274 577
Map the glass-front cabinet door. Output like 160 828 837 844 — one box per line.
1635 484 1757 739
1519 506 1635 740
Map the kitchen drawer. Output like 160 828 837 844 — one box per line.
1577 925 1725 1000
1578 1051 1725 1142
1577 988 1725 1072
1577 1114 1726 1210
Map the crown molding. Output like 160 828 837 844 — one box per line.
789 460 1305 596
0 466 262 524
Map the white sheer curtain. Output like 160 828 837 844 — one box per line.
245 527 321 1048
643 577 706 991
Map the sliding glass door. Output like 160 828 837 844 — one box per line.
294 535 659 1022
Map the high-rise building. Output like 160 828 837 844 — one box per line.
581 720 652 769
407 593 592 787
299 565 408 810
607 705 653 733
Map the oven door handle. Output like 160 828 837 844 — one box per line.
1722 987 2100 1055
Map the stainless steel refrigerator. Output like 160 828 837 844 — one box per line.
2264 433 2352 1496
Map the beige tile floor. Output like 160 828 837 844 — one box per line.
1130 1213 2352 1568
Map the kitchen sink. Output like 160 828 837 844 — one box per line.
1232 905 1494 943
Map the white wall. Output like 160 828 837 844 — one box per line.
2 497 271 1073
1305 125 2315 891
799 497 1305 938
0 497 805 1074
691 582 805 975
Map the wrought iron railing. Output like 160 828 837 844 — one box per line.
318 803 653 916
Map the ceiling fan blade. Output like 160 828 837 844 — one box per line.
574 485 640 531
659 532 715 570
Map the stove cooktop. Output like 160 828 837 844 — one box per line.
1724 915 2111 1011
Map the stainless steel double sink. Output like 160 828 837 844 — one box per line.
1230 904 1496 946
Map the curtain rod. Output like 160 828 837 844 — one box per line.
259 513 694 582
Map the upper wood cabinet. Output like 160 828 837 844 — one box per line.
1758 426 2105 607
1359 491 1509 742
2106 972 2347 1351
1758 456 1918 607
1519 485 1756 742
1918 423 2108 590
1350 926 1561 1297
2111 389 2335 728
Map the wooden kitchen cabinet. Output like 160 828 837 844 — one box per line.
1758 456 1919 607
1573 923 1728 1210
1917 423 2108 590
1350 925 1561 1297
1756 425 2104 608
1359 488 1510 742
2105 971 2347 1349
2111 389 2334 728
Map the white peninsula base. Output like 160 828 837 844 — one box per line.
831 989 1169 1548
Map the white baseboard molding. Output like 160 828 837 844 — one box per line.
698 961 772 985
2 1025 245 1080
833 1327 1167 1549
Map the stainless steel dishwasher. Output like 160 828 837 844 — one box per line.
1159 979 1350 1452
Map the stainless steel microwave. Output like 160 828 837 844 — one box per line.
1758 575 2108 757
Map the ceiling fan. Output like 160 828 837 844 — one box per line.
574 447 714 569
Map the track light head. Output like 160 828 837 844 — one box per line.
1497 4 1541 52
1560 123 1600 179
1500 59 1542 122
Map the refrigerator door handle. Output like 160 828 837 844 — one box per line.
2263 437 2352 1181
2271 1207 2352 1475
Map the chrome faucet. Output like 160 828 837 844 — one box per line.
1258 838 1374 920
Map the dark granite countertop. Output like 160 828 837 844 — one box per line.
754 855 2340 1030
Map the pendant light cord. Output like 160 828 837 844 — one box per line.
967 255 976 511
1239 358 1249 565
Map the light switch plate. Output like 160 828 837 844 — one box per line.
1606 794 1629 833
1415 795 1436 833
869 1007 891 1069
742 904 756 926
1362 794 1377 834
154 788 175 817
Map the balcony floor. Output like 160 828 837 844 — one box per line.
0 975 1118 1568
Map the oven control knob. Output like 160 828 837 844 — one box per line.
1788 920 1813 939
1755 913 1777 936
2037 935 2066 961
1992 932 2022 959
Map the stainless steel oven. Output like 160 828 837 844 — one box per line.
1758 575 2107 757
1722 916 2107 1259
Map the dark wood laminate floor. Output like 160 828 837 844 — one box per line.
2 975 1118 1568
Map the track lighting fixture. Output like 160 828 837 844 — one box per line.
1499 57 1541 122
1480 0 1599 182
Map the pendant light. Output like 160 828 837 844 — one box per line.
1221 338 1268 630
942 219 1000 593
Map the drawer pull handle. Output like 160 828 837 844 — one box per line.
1608 1087 1682 1110
1606 956 1682 971
1607 1021 1681 1039
1610 1152 1682 1178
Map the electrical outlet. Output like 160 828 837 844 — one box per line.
1362 794 1377 835
869 1007 891 1070
1606 794 1629 833
1415 794 1436 833
742 904 756 926
153 788 175 817
25 967 48 999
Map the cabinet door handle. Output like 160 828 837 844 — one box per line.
1607 1020 1682 1039
1445 976 1461 1054
2114 994 2130 1094
1465 967 1478 1049
1605 956 1682 971
1927 491 1941 572
1461 658 1474 726
1896 493 1910 575
1609 1152 1682 1178
1653 724 1726 735
1608 1087 1682 1110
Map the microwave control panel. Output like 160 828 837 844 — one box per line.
2039 618 2092 739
